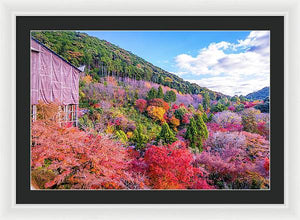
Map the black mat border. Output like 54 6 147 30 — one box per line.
16 16 284 204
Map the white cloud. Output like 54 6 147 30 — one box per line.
174 31 270 96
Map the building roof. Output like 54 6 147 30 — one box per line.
31 37 83 73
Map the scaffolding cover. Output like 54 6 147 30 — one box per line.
30 39 80 105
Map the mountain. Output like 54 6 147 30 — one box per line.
31 31 228 99
245 87 269 100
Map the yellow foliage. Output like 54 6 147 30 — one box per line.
146 106 166 123
105 125 114 134
82 75 93 84
126 131 133 139
164 77 173 83
170 116 180 128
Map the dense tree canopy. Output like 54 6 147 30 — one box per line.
31 31 227 98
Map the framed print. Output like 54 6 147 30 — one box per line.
4 0 300 218
16 16 284 204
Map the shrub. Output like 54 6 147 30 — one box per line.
204 131 246 151
212 111 242 128
174 106 188 121
146 106 166 123
235 103 245 112
195 131 269 189
206 122 243 133
36 101 65 122
135 99 147 113
31 120 145 189
211 103 227 113
144 141 213 189
148 98 170 111
241 108 261 133
115 130 128 144
169 116 180 130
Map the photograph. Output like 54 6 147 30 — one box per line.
30 30 270 190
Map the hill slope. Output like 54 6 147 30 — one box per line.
245 87 269 100
31 31 227 99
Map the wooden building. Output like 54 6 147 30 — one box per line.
30 37 81 126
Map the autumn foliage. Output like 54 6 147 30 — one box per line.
143 141 213 189
31 76 270 190
135 99 147 113
31 120 145 189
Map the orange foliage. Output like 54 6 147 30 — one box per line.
82 75 93 84
144 82 152 89
148 98 170 111
31 120 146 189
36 101 65 122
67 50 83 59
169 116 180 129
146 106 166 123
106 76 117 86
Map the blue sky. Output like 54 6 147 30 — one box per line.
84 31 270 96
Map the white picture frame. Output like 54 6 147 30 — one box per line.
0 0 299 219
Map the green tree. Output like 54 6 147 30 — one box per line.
208 113 213 122
239 95 248 102
235 103 245 112
185 114 208 152
194 113 209 142
174 107 188 121
132 124 149 150
164 90 176 103
198 104 204 113
156 123 177 145
115 130 128 144
185 117 198 150
202 112 208 122
231 95 240 103
211 103 227 112
147 88 158 100
202 92 210 111
157 86 164 99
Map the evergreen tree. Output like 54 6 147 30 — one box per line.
211 103 226 112
157 123 177 145
208 113 213 122
157 86 164 99
194 113 209 143
115 130 128 144
198 104 204 113
147 88 158 100
202 112 208 122
202 92 210 111
132 124 149 150
185 117 198 150
164 90 176 103
185 114 208 152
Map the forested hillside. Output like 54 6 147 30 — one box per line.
246 87 269 100
31 31 226 99
31 31 270 190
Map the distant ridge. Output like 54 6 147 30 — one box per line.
245 86 269 100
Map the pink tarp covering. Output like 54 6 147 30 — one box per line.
30 39 80 105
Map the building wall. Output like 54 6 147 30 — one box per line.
30 38 80 105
